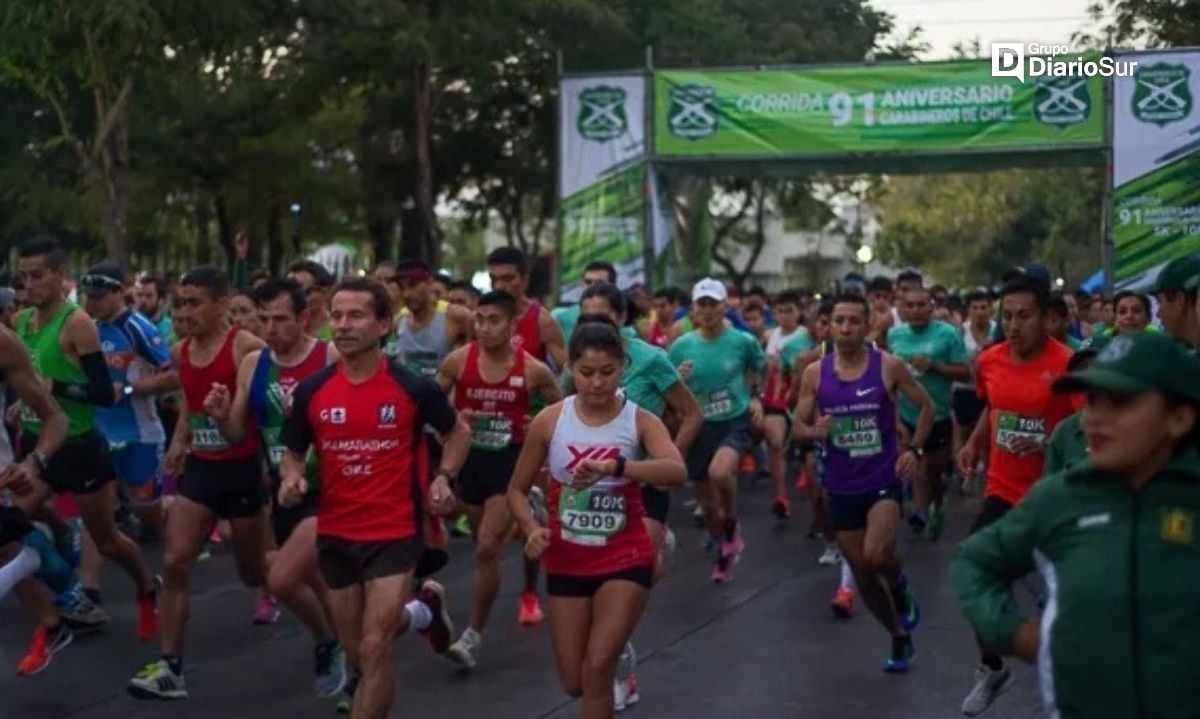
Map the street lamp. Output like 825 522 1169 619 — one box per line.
856 245 874 265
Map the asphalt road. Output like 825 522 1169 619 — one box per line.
1 480 1044 719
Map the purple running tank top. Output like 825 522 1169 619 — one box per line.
816 348 898 494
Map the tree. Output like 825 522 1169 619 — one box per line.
0 0 290 269
874 169 1104 285
1085 1 1200 47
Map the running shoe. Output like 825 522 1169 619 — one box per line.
710 556 733 584
738 453 755 478
447 627 481 670
924 505 945 541
614 673 641 712
795 470 810 491
884 635 916 674
771 495 791 519
253 593 281 625
720 524 745 563
661 527 678 558
518 590 544 626
313 641 348 698
817 544 841 566
336 673 359 714
830 587 854 619
57 584 111 630
907 512 927 535
894 583 921 632
416 580 454 654
691 503 705 527
16 623 73 677
128 659 188 700
961 663 1013 716
703 536 718 553
450 515 471 537
136 575 162 642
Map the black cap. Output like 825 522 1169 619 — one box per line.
80 261 125 295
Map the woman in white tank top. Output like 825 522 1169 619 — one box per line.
506 323 685 717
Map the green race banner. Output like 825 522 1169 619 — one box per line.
655 60 1104 158
1113 51 1200 287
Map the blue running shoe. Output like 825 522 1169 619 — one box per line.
894 582 921 632
884 635 915 674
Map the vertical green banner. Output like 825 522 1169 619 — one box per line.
1113 51 1200 286
559 75 648 302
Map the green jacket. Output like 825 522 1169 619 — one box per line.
1044 412 1087 476
951 448 1200 719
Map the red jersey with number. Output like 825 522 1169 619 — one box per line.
511 301 545 362
544 397 653 576
180 328 259 461
455 342 530 448
975 339 1074 505
284 357 458 542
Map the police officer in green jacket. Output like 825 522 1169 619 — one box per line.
1043 335 1109 476
952 331 1200 719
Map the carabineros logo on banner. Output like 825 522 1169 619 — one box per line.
577 85 629 142
668 84 718 140
1032 75 1092 128
1131 63 1193 127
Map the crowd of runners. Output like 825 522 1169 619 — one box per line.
3 235 1200 719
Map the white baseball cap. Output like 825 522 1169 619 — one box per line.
692 277 727 302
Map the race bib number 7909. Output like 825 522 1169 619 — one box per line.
559 487 627 546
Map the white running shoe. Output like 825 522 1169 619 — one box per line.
818 544 841 566
662 527 678 558
446 628 481 670
961 663 1013 716
614 674 641 712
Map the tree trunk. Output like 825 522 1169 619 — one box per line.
398 203 424 260
213 195 235 269
89 103 130 269
195 201 212 265
267 203 284 274
411 60 440 266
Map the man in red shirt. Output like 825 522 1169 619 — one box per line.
281 277 472 719
435 290 561 669
955 275 1073 716
485 247 567 369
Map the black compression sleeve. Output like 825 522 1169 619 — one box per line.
51 351 117 406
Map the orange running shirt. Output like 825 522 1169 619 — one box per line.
975 338 1074 506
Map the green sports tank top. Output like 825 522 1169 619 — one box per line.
17 303 94 437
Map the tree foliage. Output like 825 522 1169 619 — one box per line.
874 169 1104 286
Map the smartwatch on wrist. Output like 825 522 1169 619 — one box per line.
908 445 925 458
613 456 627 478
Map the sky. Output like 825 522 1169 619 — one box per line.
870 0 1109 59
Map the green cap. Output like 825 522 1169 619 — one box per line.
1067 334 1110 371
1053 331 1200 401
1147 253 1200 293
